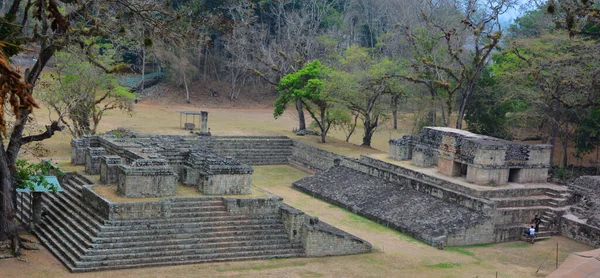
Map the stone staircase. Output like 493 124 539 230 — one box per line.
491 188 569 241
212 137 293 165
17 173 305 272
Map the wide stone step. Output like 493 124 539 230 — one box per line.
104 214 280 226
71 252 305 272
169 201 225 208
39 216 90 255
80 242 302 262
490 196 556 208
40 203 96 249
170 206 226 213
59 179 107 224
43 189 103 233
75 248 304 269
170 211 233 218
88 237 297 255
166 196 223 202
35 222 78 271
70 173 95 187
94 228 289 244
93 233 291 250
42 193 102 239
100 218 283 232
537 230 559 237
98 223 285 237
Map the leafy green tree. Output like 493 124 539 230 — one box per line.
401 0 513 129
575 108 600 168
328 46 405 146
37 51 136 137
493 31 600 165
274 60 336 143
465 65 529 140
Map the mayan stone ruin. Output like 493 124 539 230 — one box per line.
15 125 600 272
16 133 372 272
389 127 552 185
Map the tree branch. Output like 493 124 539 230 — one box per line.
21 121 64 144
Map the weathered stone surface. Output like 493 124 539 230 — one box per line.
389 127 552 185
293 165 493 246
85 147 105 175
117 160 178 198
569 176 600 227
100 156 122 184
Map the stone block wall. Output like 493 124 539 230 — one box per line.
279 204 372 256
280 204 305 243
411 145 438 167
343 156 495 215
100 156 122 184
71 137 91 165
225 197 283 215
466 167 509 185
388 135 415 160
445 220 496 246
561 216 600 247
303 221 372 257
199 157 253 195
290 140 346 171
117 159 178 198
85 147 105 175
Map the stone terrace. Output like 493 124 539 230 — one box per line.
294 165 494 246
17 172 372 272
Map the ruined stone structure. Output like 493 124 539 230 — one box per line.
72 135 256 197
389 127 552 185
19 128 600 273
18 134 372 272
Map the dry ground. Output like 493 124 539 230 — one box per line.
1 99 595 277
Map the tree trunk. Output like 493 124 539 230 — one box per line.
183 70 190 103
0 145 17 242
140 46 146 95
1 44 55 253
362 117 376 146
562 121 569 167
296 100 306 131
391 95 398 130
549 100 561 166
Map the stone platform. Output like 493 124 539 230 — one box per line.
293 165 495 246
17 172 372 272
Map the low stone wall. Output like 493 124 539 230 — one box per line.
81 185 112 219
446 221 496 246
290 140 347 171
82 185 171 220
279 204 372 256
561 215 600 247
280 204 305 243
303 220 372 257
225 196 283 215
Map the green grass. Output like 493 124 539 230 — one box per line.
445 247 476 258
338 209 423 244
445 243 495 260
505 242 533 248
425 262 461 269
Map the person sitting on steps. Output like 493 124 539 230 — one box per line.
528 225 536 243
